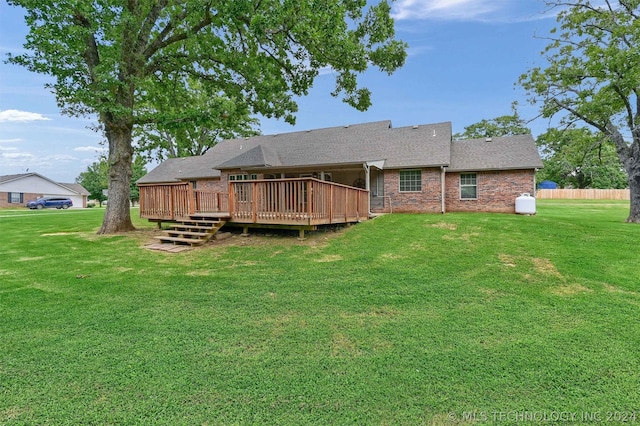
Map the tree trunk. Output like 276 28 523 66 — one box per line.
627 159 640 223
98 120 136 234
608 125 640 223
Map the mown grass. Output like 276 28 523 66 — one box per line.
1 201 639 425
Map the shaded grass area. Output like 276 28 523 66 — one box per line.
1 201 639 424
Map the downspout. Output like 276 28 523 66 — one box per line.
363 162 371 215
441 166 446 214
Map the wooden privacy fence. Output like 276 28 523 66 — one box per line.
139 178 369 225
537 189 630 200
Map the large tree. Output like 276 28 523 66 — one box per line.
520 0 640 222
76 159 108 207
7 0 407 233
536 127 628 189
453 103 530 140
135 76 260 162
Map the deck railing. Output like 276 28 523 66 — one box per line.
139 178 369 225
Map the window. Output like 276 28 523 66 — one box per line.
8 192 23 204
229 174 257 181
399 170 421 192
460 173 477 199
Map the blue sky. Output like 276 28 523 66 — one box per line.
0 0 558 183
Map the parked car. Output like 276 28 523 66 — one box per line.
26 197 73 210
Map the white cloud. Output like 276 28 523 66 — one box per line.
391 0 537 22
46 154 77 161
74 145 105 153
0 146 18 151
0 138 22 144
1 151 34 160
0 109 51 123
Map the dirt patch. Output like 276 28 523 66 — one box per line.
41 232 78 236
430 222 457 231
603 283 639 297
331 332 362 357
16 256 45 262
498 254 517 268
499 254 564 279
551 283 593 296
314 254 343 263
379 252 403 260
531 257 564 278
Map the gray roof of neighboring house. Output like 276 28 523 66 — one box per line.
59 183 90 195
0 173 90 195
448 135 543 172
0 173 31 183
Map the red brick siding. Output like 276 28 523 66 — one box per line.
444 170 536 213
383 168 443 213
0 191 42 209
195 178 225 192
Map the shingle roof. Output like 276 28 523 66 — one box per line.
59 183 90 195
448 135 543 172
0 173 90 195
211 120 452 170
138 121 542 184
137 150 221 184
0 173 31 183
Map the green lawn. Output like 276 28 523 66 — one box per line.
1 202 639 425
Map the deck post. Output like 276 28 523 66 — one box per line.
188 181 195 215
251 181 257 223
169 186 175 221
228 181 234 220
329 185 334 223
307 180 312 221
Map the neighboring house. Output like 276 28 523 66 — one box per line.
138 121 542 220
0 173 90 209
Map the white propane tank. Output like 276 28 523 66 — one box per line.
515 193 536 215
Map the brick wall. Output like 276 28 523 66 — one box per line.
0 192 42 209
444 170 536 213
381 168 443 213
370 168 536 214
195 178 226 192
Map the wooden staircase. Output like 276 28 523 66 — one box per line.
154 216 227 247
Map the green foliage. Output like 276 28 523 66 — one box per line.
6 0 407 232
135 77 260 161
129 156 147 204
519 0 640 221
454 102 530 139
76 159 108 205
76 156 147 205
0 203 638 423
537 127 628 188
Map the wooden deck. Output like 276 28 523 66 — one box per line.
139 178 370 226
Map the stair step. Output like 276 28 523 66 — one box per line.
164 230 211 237
154 236 207 246
182 219 224 225
155 218 227 247
170 224 223 230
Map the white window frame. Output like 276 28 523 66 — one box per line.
399 169 422 192
460 173 478 200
